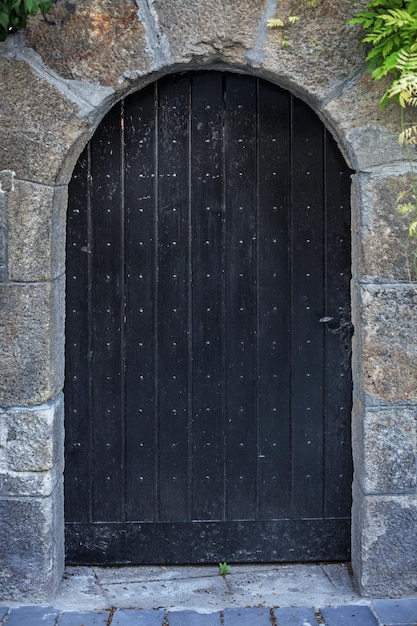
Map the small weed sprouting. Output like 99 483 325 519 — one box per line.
218 562 231 576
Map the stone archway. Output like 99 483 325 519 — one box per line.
0 0 416 601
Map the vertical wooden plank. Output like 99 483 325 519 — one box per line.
190 72 225 520
224 74 258 520
65 146 91 523
324 132 353 518
90 103 125 522
157 75 191 521
257 81 292 519
124 84 158 522
291 96 325 519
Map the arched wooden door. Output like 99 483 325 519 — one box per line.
65 72 353 564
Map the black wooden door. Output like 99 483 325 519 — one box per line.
65 72 352 564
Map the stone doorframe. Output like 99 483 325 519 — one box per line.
0 0 416 602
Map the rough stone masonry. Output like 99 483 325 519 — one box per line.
0 0 416 601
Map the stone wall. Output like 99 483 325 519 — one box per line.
0 0 416 601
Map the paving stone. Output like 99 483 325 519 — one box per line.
167 611 221 625
319 605 378 625
93 565 220 585
223 607 271 625
59 610 110 625
373 598 417 625
101 575 227 611
4 606 59 625
54 566 108 611
273 606 318 625
56 563 361 612
111 609 165 625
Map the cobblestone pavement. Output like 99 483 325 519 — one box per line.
0 599 416 625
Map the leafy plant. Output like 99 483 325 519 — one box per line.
348 0 417 107
218 562 230 575
268 0 324 47
268 15 300 47
349 0 417 278
0 0 51 42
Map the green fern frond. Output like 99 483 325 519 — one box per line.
395 46 417 72
372 50 401 79
396 189 410 204
381 8 417 29
398 202 416 213
365 0 405 8
388 73 417 107
350 0 417 77
409 220 417 237
268 18 284 28
398 125 417 144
